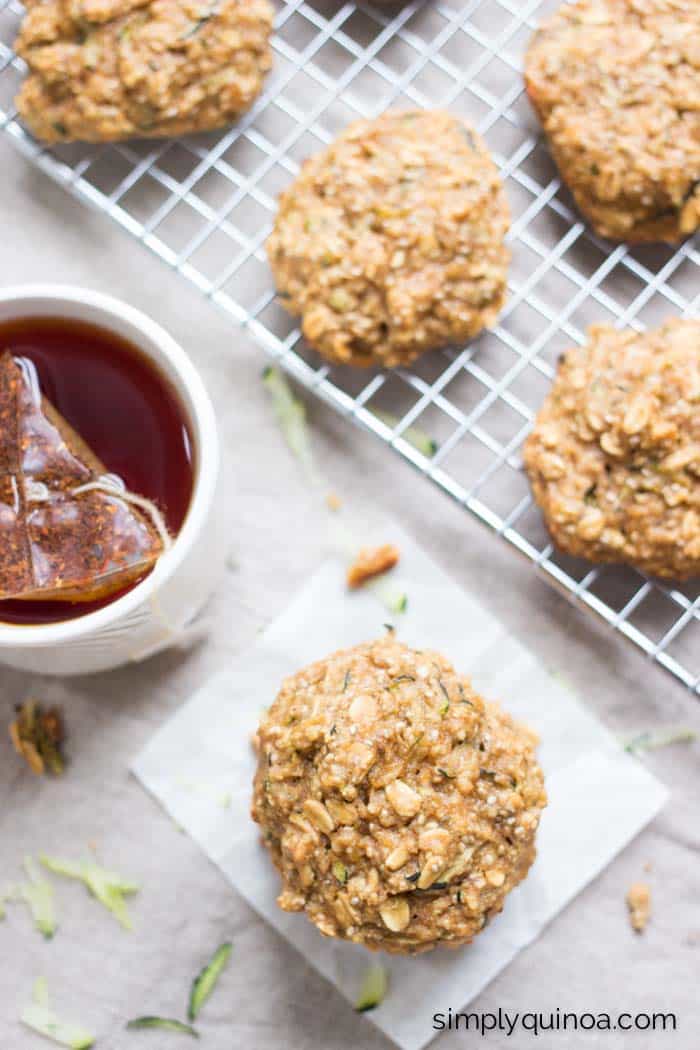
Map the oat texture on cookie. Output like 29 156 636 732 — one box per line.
267 110 510 368
14 0 274 143
252 636 546 954
524 319 700 579
525 0 700 243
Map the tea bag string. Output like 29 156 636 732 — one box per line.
71 475 173 551
16 356 41 404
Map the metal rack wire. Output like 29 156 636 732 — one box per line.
1 0 699 692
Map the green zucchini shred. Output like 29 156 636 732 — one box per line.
332 860 348 885
188 942 233 1021
40 855 138 930
21 979 95 1049
623 727 697 753
354 962 389 1013
262 372 413 617
127 1017 199 1037
262 367 320 487
178 776 233 810
20 857 57 939
34 976 50 1009
370 410 439 457
437 679 451 716
370 577 408 615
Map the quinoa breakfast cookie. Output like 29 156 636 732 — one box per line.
267 110 511 368
525 0 700 243
14 0 274 143
251 636 546 954
524 319 700 580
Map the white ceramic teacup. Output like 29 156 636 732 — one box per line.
0 284 223 675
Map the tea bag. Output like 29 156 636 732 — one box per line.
0 351 168 603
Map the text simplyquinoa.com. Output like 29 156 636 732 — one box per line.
432 1007 678 1037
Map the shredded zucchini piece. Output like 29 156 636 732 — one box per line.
332 860 348 885
126 1017 199 1037
21 979 95 1049
354 962 389 1013
262 367 320 487
34 976 50 1009
178 777 233 810
0 889 11 920
40 855 138 930
20 857 57 939
263 369 411 614
369 577 408 615
188 942 233 1021
623 727 697 753
370 410 439 457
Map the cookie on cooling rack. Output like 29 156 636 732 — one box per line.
523 319 700 580
13 0 273 143
525 0 700 243
266 110 510 368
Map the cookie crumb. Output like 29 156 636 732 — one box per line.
326 492 342 512
626 882 651 934
347 544 400 589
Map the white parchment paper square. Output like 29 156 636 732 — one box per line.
133 525 667 1050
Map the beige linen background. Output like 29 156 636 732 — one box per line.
0 144 699 1049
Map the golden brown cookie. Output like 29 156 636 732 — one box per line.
525 0 700 243
267 110 510 368
252 636 546 954
524 319 700 579
14 0 273 143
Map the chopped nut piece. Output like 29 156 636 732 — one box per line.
348 694 378 723
379 897 410 932
385 779 422 819
417 856 445 890
303 799 336 834
439 848 475 883
385 845 410 872
9 701 65 776
626 882 651 933
325 799 357 826
347 545 400 589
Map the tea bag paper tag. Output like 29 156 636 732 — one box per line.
133 524 667 1050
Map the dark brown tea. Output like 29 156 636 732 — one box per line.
0 316 194 625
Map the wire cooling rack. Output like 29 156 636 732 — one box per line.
1 0 700 692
